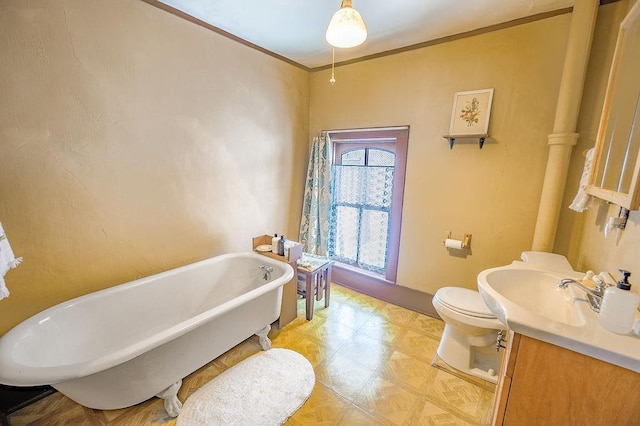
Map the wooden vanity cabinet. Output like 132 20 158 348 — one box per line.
492 331 640 425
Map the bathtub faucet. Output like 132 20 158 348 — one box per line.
259 265 273 281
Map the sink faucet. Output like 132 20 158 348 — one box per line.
557 277 607 312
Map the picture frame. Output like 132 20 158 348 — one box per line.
448 88 494 136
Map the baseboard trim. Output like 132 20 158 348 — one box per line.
332 265 439 318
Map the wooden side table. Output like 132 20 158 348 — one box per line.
252 235 302 328
297 254 333 320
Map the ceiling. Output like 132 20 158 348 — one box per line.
155 0 575 70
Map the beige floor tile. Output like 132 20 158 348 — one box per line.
380 303 420 326
424 370 494 424
335 332 393 371
315 352 378 401
286 382 352 426
275 314 318 334
345 293 388 312
332 285 363 300
273 332 337 367
358 315 406 345
302 315 358 350
355 374 421 425
409 314 445 340
410 397 477 426
313 297 348 319
338 405 394 426
326 301 382 331
394 329 441 361
382 350 439 394
271 322 312 346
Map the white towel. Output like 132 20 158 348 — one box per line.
0 221 23 300
569 148 595 212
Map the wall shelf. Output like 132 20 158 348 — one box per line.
443 134 489 149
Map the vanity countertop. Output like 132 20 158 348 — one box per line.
477 261 640 373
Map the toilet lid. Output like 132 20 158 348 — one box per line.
435 287 496 319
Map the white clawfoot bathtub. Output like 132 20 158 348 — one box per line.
0 252 293 417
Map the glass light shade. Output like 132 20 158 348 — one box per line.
325 6 367 48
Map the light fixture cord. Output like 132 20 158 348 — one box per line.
330 47 336 86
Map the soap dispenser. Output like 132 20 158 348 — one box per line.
271 234 279 254
599 270 639 334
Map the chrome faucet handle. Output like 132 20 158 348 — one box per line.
580 270 610 296
258 264 273 281
592 275 607 295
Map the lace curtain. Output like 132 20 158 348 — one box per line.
298 133 332 256
329 165 394 274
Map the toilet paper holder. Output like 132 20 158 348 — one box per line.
444 232 472 248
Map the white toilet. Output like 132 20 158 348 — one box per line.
432 286 504 383
432 251 575 383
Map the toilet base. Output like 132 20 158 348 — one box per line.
435 323 501 384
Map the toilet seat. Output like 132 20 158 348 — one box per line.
432 286 503 384
434 287 496 319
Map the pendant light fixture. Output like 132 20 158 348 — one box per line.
326 0 367 85
326 0 367 48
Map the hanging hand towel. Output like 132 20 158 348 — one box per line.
569 148 595 212
0 222 23 300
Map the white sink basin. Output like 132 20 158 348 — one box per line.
478 267 587 327
476 260 640 374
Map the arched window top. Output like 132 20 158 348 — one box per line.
341 148 365 165
340 148 395 167
368 149 395 166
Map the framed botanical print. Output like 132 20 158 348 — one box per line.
449 88 494 136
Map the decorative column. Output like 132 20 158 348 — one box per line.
531 0 600 251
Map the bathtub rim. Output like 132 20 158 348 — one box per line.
0 252 293 386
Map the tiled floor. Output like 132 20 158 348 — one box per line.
8 284 494 425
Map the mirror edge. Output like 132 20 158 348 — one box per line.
586 1 640 211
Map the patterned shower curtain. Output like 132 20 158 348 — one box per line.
298 132 332 256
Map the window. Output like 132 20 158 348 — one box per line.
328 127 409 284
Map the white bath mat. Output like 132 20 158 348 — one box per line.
176 349 314 426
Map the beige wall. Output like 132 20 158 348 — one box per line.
0 0 309 334
557 0 640 280
310 15 571 295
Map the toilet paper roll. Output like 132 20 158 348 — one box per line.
444 238 464 249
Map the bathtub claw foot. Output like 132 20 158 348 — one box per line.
156 379 183 417
256 325 271 350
